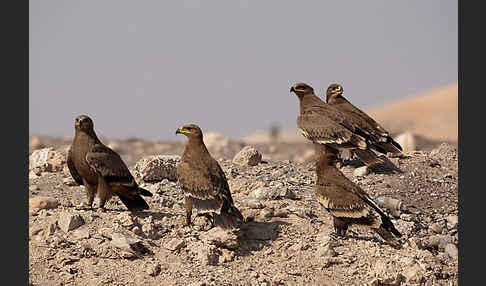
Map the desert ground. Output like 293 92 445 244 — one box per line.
29 83 458 286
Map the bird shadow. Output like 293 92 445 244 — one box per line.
133 210 179 220
234 220 291 257
343 233 402 250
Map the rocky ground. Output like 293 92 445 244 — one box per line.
28 136 458 286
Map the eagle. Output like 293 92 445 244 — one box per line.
176 124 243 229
325 83 403 157
67 115 152 211
314 143 402 246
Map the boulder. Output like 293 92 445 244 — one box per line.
232 146 262 167
133 155 180 182
29 148 66 174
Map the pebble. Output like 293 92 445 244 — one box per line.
58 212 85 233
164 238 186 251
353 166 369 177
444 243 458 259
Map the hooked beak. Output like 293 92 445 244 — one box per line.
175 128 181 135
290 86 296 93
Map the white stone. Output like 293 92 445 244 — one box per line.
133 155 180 182
232 146 262 166
29 147 66 173
353 166 369 177
29 197 59 210
249 187 279 200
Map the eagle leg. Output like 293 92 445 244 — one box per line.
333 217 349 237
84 181 96 210
184 196 193 226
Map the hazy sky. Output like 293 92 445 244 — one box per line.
30 0 457 140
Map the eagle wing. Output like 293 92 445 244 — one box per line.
66 147 84 185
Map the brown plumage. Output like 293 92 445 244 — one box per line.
176 124 243 229
314 144 402 246
290 82 384 167
326 83 403 156
67 115 152 211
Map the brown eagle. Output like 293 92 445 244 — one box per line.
314 144 402 246
67 115 152 211
176 124 243 229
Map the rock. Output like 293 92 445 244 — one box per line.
29 185 39 192
189 241 220 266
430 143 457 161
58 213 85 233
444 243 458 259
203 132 229 154
315 232 338 257
111 232 144 254
249 187 280 200
232 146 262 166
133 155 180 182
98 227 113 239
241 222 277 240
29 197 59 210
423 234 454 250
395 220 414 236
229 179 265 194
239 198 265 209
45 221 57 238
283 204 309 219
402 263 425 284
71 229 90 240
164 238 186 251
200 228 239 249
116 212 137 228
353 166 369 177
394 132 416 153
219 248 235 263
282 188 302 200
446 215 458 230
141 216 160 239
375 196 402 218
29 147 66 173
316 243 337 258
429 222 444 234
147 263 161 277
288 241 310 252
258 208 274 221
29 170 40 179
63 177 78 186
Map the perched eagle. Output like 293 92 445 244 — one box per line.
325 83 403 156
176 124 243 229
67 115 152 211
290 82 384 167
314 144 402 246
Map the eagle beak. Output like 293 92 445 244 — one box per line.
290 86 296 93
175 128 182 135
